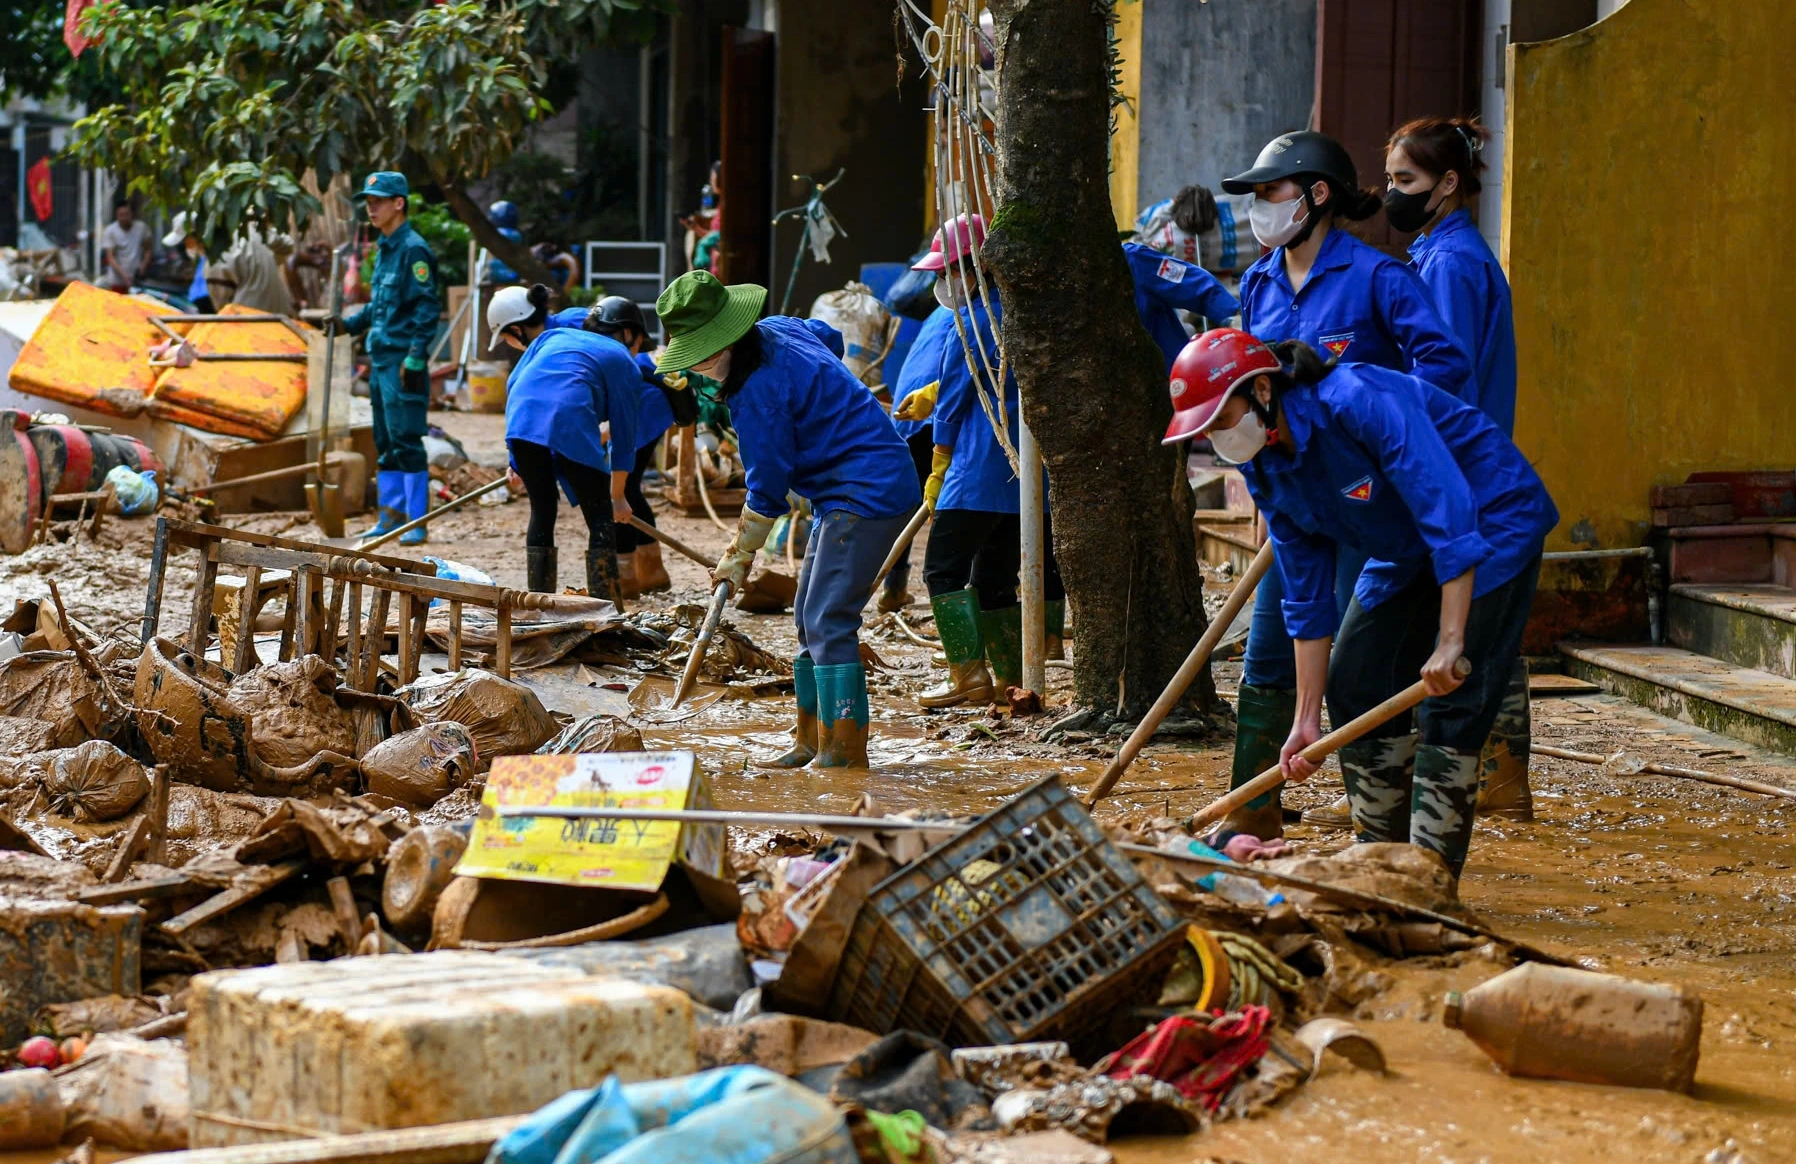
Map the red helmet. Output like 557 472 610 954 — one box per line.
911 213 987 271
1163 328 1281 444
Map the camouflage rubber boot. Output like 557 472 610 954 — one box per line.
1411 742 1484 877
1477 659 1534 821
814 661 871 769
1225 685 1298 840
761 655 818 768
1338 732 1419 844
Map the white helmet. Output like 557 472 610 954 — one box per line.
486 285 537 352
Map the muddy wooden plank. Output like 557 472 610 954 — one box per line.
102 815 153 882
77 874 195 906
159 860 304 936
130 1115 521 1164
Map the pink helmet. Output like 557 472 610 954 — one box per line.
911 213 987 271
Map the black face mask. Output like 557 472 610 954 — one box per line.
1384 184 1440 233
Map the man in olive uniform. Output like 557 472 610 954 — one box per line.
342 171 439 545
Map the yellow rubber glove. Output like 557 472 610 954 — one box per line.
711 506 777 592
923 448 952 510
894 380 940 422
661 372 688 392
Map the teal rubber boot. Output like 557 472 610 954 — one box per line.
762 656 819 769
814 662 870 768
920 589 992 708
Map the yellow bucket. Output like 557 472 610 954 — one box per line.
468 361 509 413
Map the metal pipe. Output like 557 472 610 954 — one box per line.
1019 419 1045 694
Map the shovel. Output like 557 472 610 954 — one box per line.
672 581 733 707
304 242 350 538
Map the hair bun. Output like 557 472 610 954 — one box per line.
527 283 551 309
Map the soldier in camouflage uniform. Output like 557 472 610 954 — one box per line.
1162 328 1556 877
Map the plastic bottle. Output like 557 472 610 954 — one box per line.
0 1067 66 1149
1443 963 1703 1092
1183 839 1287 908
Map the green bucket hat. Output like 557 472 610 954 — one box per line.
656 271 767 373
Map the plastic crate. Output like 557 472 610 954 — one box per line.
827 774 1186 1050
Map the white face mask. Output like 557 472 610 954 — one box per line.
692 349 731 382
933 276 959 311
1249 193 1309 249
1208 411 1269 464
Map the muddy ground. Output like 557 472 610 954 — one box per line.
4 410 1793 1163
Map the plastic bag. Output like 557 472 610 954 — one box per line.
55 1034 189 1151
44 740 150 822
103 465 158 515
397 669 557 770
360 722 477 806
226 655 356 771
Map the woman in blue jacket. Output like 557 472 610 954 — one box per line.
1219 130 1475 841
883 304 958 613
489 283 640 604
1165 329 1555 876
656 270 919 769
1383 117 1531 823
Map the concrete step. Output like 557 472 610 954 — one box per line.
1668 583 1796 680
1560 641 1796 756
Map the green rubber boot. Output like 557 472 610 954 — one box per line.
920 590 992 708
761 655 818 769
1044 599 1067 661
979 604 1024 694
814 662 870 768
1227 684 1298 840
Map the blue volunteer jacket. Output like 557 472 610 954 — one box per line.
631 352 676 453
1240 226 1472 400
730 316 918 520
931 296 1047 514
1408 209 1518 435
504 328 640 497
343 222 439 363
1239 362 1557 641
1123 242 1241 370
891 306 957 440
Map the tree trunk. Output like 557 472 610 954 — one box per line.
983 0 1217 721
435 174 565 292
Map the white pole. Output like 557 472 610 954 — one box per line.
1019 418 1045 694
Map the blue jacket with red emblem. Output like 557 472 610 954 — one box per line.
1239 361 1557 641
1123 242 1241 371
1239 226 1472 401
891 306 957 440
1407 209 1518 435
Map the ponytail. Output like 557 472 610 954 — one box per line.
1269 339 1336 384
1328 184 1384 222
1386 117 1490 194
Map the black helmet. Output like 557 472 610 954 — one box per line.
1221 131 1359 195
583 296 648 339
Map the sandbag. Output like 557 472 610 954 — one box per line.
43 740 151 822
226 655 357 771
55 1034 189 1151
361 723 478 807
808 282 891 384
0 651 122 748
397 669 556 771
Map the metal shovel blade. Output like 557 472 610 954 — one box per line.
305 479 346 539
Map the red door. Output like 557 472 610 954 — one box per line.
1314 0 1481 254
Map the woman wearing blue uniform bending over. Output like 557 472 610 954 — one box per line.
488 283 639 605
655 270 919 769
1384 116 1530 822
1219 130 1473 842
1165 330 1556 878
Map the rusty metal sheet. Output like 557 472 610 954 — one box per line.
4 282 162 417
150 305 315 441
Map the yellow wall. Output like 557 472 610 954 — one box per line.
1504 0 1796 550
1109 0 1143 231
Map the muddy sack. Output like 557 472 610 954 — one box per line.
397 669 555 770
226 655 356 771
56 1034 189 1151
44 740 150 821
0 650 122 748
361 723 478 807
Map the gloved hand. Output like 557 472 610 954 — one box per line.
711 506 777 592
923 448 952 510
401 357 429 399
661 372 689 392
894 380 940 422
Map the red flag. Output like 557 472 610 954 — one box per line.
64 0 95 57
26 159 53 222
